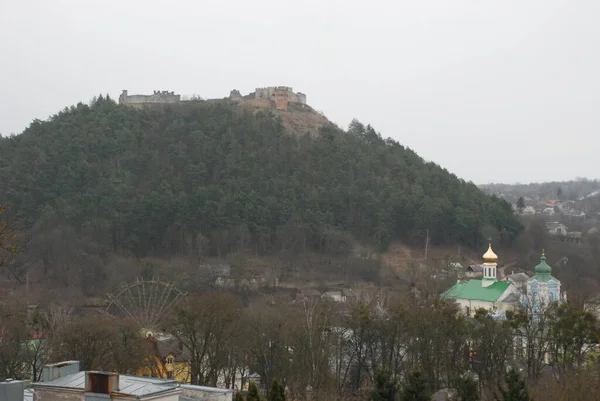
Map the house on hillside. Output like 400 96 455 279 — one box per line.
448 262 463 272
501 272 530 292
521 206 536 215
200 264 235 288
566 232 582 243
546 222 568 236
465 265 483 278
295 289 322 301
322 288 355 303
564 210 586 218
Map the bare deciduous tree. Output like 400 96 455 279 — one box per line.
174 292 241 386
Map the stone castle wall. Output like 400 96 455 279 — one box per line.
119 90 181 106
119 87 306 110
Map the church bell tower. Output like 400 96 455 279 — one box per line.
482 239 498 288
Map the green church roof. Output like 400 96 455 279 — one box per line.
442 280 510 302
535 254 552 274
528 275 558 283
530 251 556 282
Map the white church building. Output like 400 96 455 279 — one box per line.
442 243 564 317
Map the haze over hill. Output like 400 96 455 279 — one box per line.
2 1 600 183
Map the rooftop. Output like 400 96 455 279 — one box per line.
442 280 510 302
32 369 234 401
467 265 483 273
33 371 179 398
503 272 530 283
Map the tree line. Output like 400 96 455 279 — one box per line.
1 289 598 400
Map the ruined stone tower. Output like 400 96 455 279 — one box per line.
274 87 290 110
229 89 242 102
251 86 306 110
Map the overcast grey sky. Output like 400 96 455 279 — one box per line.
1 0 598 184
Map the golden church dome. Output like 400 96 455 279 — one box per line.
483 243 498 264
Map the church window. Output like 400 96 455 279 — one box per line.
166 355 174 365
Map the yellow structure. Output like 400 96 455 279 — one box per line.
136 330 191 383
137 353 191 383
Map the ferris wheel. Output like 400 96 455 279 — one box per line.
105 278 187 330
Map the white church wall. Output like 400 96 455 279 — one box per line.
454 299 495 316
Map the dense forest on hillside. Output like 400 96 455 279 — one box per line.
0 97 520 267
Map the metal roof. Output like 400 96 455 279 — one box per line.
504 272 530 282
467 265 483 272
32 372 179 398
180 384 234 394
35 371 85 389
442 280 510 302
44 360 81 368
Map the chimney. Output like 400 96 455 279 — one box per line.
0 380 25 401
42 361 81 382
85 371 119 395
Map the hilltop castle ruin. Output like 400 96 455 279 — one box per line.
119 87 307 110
248 86 307 109
119 90 180 107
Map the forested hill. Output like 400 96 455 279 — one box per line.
0 96 520 259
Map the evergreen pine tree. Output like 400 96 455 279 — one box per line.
516 197 526 214
399 370 430 401
247 381 261 401
453 375 479 401
371 369 398 401
279 381 285 401
498 369 531 401
268 379 285 401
